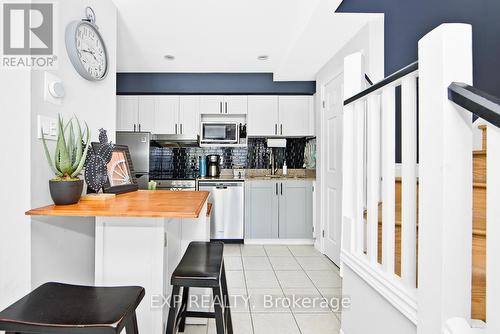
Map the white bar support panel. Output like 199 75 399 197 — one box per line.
401 75 418 288
366 94 381 264
486 125 500 332
417 23 473 334
381 85 396 275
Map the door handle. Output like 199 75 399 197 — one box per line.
280 124 283 135
175 124 178 134
220 102 222 114
275 124 277 135
225 102 228 114
280 183 283 195
180 123 183 134
275 183 278 195
138 123 141 132
133 124 136 132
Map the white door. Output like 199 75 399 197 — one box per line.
155 96 179 134
117 96 138 131
279 96 313 136
179 96 200 137
200 96 223 114
223 96 247 114
138 96 156 132
322 74 343 266
247 96 279 136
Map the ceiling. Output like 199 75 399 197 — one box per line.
112 0 378 80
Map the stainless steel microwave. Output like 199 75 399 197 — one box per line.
200 122 239 144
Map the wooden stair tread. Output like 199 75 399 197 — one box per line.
473 150 486 155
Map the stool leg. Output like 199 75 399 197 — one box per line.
221 262 233 334
178 287 190 333
212 286 226 334
125 312 139 334
166 285 181 334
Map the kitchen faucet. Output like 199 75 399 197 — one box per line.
269 148 278 175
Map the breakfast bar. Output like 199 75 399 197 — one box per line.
27 190 211 334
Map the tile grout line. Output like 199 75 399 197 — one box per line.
240 244 257 334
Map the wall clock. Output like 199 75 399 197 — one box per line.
65 7 108 81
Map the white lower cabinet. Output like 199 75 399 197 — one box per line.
245 180 313 239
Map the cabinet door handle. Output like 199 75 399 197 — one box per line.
275 124 277 135
138 124 141 132
220 102 222 114
225 102 228 114
275 183 278 195
175 124 178 134
133 124 136 132
180 123 183 134
280 124 283 135
280 183 283 195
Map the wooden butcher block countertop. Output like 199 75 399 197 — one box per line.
26 190 210 219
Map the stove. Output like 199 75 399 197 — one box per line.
153 179 197 191
150 171 197 191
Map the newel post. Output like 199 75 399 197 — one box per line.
417 24 473 333
341 52 365 261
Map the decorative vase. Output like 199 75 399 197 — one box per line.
49 179 84 205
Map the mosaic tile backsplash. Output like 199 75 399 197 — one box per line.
149 138 313 178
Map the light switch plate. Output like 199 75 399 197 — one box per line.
37 115 58 140
44 72 63 105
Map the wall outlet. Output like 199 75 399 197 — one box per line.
37 115 58 140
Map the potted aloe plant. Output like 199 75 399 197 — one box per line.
42 115 90 205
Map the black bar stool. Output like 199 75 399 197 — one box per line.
165 241 233 334
0 282 145 334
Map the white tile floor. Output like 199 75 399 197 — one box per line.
182 244 342 334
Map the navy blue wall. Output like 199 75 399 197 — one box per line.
117 73 316 95
337 0 500 97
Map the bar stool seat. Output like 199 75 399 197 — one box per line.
171 241 224 287
0 282 145 334
166 241 233 334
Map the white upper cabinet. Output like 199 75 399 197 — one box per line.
178 96 200 136
155 96 179 134
138 96 156 132
247 95 314 137
278 96 314 136
224 96 247 114
247 96 279 136
117 96 139 131
200 96 247 115
200 96 224 114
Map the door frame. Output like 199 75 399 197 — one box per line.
317 68 344 258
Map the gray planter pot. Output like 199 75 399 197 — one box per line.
49 179 84 205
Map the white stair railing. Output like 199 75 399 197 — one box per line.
342 51 419 323
342 21 500 334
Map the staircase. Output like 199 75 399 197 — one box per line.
372 125 487 321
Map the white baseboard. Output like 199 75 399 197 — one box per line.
244 239 315 245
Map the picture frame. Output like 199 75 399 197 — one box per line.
90 143 139 194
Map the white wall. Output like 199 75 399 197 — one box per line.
30 0 117 288
0 70 32 309
314 15 384 252
341 266 417 334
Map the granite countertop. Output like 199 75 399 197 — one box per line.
197 169 316 181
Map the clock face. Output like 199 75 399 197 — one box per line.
75 23 107 80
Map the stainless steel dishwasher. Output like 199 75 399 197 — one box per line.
198 180 244 241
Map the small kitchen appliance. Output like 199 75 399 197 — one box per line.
200 122 239 144
206 155 221 177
